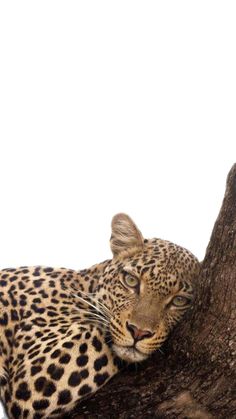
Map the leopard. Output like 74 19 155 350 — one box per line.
0 213 200 419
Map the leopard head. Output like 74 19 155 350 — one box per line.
97 213 200 363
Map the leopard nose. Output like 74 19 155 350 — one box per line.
126 322 154 342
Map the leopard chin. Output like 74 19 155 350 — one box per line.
112 344 148 363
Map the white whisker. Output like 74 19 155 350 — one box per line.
72 308 110 325
105 338 113 345
76 289 112 318
71 293 105 316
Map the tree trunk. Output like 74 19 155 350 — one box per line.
69 164 236 419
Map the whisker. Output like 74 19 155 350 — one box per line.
77 289 112 317
71 308 110 325
71 293 106 317
104 338 113 345
65 284 113 320
72 307 110 324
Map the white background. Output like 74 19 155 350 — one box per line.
0 2 236 417
0 1 236 270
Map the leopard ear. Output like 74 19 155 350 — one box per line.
110 213 144 257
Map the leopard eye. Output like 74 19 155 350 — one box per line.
123 274 139 289
171 296 190 307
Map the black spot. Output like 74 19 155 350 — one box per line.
79 343 88 354
85 332 91 339
41 335 57 342
47 311 57 317
22 324 32 332
79 384 92 396
50 408 62 415
32 356 46 365
33 414 44 419
5 329 12 338
0 280 7 286
44 267 54 273
62 341 74 349
31 304 45 314
113 356 123 370
31 365 42 376
11 309 19 321
28 350 40 359
35 331 43 338
38 290 48 298
76 355 88 367
51 349 61 359
47 364 64 380
94 354 108 371
35 376 46 392
0 375 7 386
92 335 102 352
15 371 26 382
94 372 109 386
4 390 11 403
49 280 56 287
0 313 8 326
43 346 52 354
73 333 82 340
59 293 67 298
51 298 59 304
23 409 29 418
33 298 41 304
11 299 17 307
68 371 81 387
32 268 40 276
25 310 32 318
0 298 9 307
33 399 50 410
43 381 56 397
11 403 22 419
88 280 94 293
57 389 72 405
59 354 71 364
22 341 34 350
32 318 47 327
15 382 31 401
80 369 89 379
46 338 58 346
28 344 41 354
18 267 27 271
34 279 43 288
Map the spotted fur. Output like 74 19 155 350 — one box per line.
0 214 199 418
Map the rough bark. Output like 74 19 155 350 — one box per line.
68 164 236 419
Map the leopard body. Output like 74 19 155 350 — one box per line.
0 214 199 418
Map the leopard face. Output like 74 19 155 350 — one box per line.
96 214 200 363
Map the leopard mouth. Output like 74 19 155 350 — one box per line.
112 344 148 363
